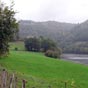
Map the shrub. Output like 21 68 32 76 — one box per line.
14 47 18 51
45 50 59 58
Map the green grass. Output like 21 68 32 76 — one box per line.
0 51 88 88
9 41 25 51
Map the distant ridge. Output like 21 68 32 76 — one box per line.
18 20 88 53
19 20 76 39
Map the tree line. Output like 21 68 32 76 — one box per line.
24 36 62 58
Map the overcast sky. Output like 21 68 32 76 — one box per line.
3 0 88 23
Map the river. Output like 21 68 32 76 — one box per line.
62 54 88 65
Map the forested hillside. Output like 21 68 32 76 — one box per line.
19 20 76 41
18 20 88 54
71 20 88 42
64 20 88 53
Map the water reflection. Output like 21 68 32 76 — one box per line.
62 54 88 64
62 54 88 59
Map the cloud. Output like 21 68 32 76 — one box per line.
2 0 88 23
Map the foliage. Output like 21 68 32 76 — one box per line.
0 2 18 56
45 50 59 58
18 20 75 41
14 47 18 51
64 42 88 54
25 37 41 52
24 36 59 53
40 37 57 52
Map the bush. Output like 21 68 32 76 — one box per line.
14 47 18 51
45 50 59 58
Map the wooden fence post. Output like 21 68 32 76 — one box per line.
2 69 7 88
9 74 16 88
0 73 2 88
9 77 12 88
22 80 26 88
14 76 17 88
0 70 28 88
13 74 15 88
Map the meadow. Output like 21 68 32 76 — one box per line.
0 42 88 87
0 51 88 88
9 41 25 51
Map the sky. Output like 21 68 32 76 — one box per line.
2 0 88 23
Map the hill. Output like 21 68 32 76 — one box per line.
64 20 88 53
70 20 88 42
19 20 76 42
18 20 88 53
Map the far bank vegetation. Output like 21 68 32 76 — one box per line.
24 36 62 58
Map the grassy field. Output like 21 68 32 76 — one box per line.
0 51 88 88
9 41 25 51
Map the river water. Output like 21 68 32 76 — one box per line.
62 54 88 65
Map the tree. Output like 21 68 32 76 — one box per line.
25 37 41 52
40 38 57 52
0 2 18 56
24 36 62 58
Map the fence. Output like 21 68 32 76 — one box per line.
0 69 26 88
0 69 78 88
